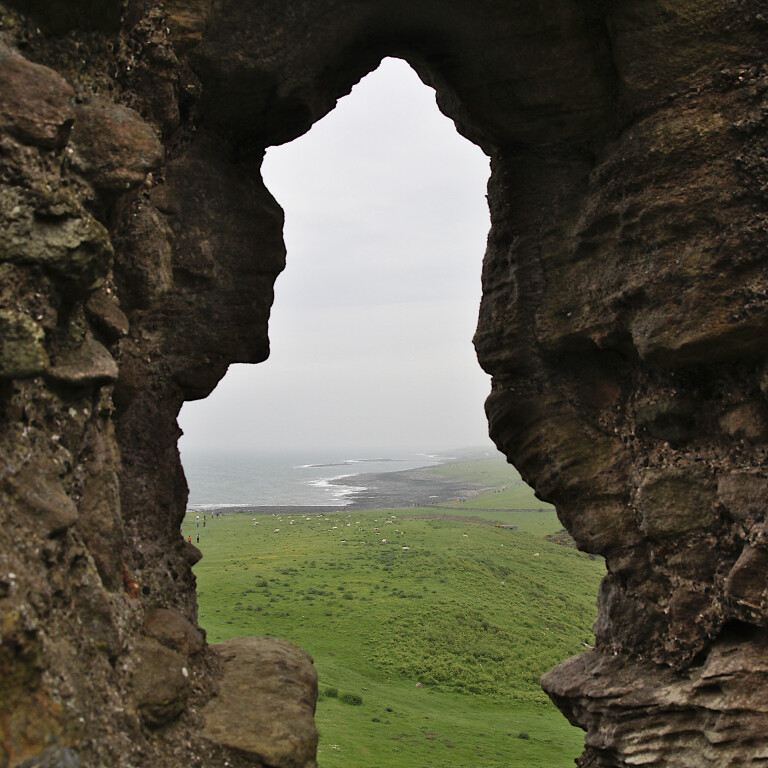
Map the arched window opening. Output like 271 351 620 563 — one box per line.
178 58 603 768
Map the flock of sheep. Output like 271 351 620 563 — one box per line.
251 512 415 550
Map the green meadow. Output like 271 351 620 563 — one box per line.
188 458 603 767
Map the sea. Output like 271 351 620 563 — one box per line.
181 448 454 511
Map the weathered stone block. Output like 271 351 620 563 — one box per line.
85 290 129 341
131 639 190 728
69 103 163 194
5 461 77 536
561 500 642 555
0 46 74 149
48 333 118 386
543 638 768 766
144 608 203 656
202 636 318 768
1 186 114 289
636 470 716 539
725 545 768 611
0 310 49 379
719 401 768 441
718 472 768 522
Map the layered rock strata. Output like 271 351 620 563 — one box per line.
0 1 766 766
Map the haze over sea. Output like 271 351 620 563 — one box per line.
182 448 465 509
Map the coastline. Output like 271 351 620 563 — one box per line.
183 448 489 511
333 465 488 508
188 460 492 515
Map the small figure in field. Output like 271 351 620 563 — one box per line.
187 535 191 543
196 533 200 543
203 520 206 527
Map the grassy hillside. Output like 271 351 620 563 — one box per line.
189 459 602 767
430 457 555 511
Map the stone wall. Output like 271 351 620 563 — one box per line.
0 1 766 766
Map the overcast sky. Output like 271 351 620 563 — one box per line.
178 57 493 454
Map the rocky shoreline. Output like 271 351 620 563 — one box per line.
190 462 491 515
335 466 489 509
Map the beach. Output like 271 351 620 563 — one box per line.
332 465 488 508
183 447 502 513
187 459 493 516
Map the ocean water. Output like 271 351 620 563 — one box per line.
181 448 451 510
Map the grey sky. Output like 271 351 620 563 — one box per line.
178 58 492 454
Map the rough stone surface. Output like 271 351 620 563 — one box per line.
144 607 204 656
69 102 164 194
16 746 82 768
202 637 318 768
85 289 130 340
0 45 74 148
5 459 78 536
0 1 767 766
47 332 119 386
131 639 190 727
0 309 49 378
543 630 768 767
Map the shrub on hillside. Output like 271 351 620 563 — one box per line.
341 693 363 705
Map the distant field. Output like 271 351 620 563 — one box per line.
431 457 530 487
189 458 601 768
430 457 555 511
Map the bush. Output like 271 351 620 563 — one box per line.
324 687 338 698
340 693 363 706
518 732 530 740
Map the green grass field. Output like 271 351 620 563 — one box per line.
430 458 556 514
188 458 603 767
